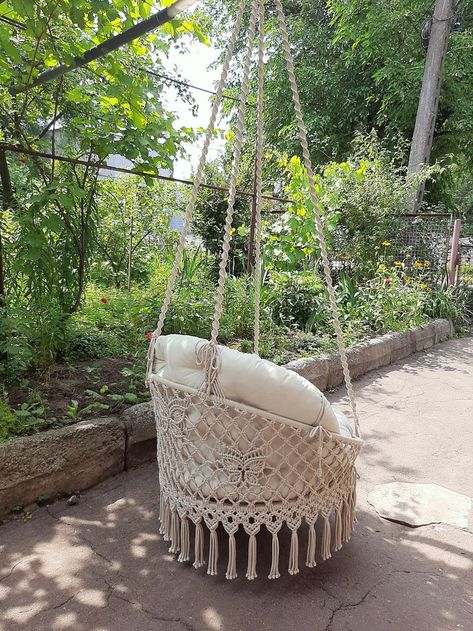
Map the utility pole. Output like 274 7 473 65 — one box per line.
407 0 455 212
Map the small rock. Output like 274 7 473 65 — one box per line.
66 494 79 506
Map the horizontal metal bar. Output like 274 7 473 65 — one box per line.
0 142 289 207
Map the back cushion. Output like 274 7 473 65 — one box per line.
152 334 340 433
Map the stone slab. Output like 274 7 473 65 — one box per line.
367 482 472 529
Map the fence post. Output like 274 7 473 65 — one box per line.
448 218 461 286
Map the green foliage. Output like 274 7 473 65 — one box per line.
193 162 251 276
0 0 207 374
208 0 473 207
423 285 472 330
262 155 340 271
92 177 181 288
264 271 329 333
0 398 17 443
263 137 414 274
0 392 46 443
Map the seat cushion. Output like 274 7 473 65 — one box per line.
152 334 343 434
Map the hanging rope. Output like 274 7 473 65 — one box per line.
253 0 265 355
210 0 260 345
274 0 361 438
146 0 247 380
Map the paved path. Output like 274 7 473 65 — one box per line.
1 337 472 631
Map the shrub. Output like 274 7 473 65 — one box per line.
264 271 329 332
422 285 472 330
0 302 69 383
0 398 17 443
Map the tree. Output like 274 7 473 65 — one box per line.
0 0 207 311
193 162 251 276
205 0 473 205
93 176 180 289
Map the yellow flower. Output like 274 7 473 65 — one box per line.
382 241 391 247
420 283 428 289
414 260 423 269
394 261 402 266
423 261 431 268
377 263 386 271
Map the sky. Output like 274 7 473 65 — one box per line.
161 38 229 179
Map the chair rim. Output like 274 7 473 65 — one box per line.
149 374 364 448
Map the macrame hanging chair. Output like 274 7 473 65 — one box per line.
146 0 363 580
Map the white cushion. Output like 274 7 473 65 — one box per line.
152 334 342 434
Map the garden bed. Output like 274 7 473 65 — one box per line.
0 319 454 520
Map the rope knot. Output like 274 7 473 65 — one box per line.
196 341 225 401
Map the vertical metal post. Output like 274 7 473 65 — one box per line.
448 218 461 285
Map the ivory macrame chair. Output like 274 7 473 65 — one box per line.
146 0 363 580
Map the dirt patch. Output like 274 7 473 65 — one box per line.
6 357 150 434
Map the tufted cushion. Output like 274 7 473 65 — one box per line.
153 334 346 435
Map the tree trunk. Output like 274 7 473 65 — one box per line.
127 212 133 291
407 0 455 211
0 149 15 308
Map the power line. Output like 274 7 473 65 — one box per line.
144 68 254 107
0 142 289 209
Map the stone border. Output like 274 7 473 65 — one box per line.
0 319 454 519
284 318 454 390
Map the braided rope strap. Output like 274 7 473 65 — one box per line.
146 0 248 382
274 0 361 438
209 0 260 347
253 0 265 355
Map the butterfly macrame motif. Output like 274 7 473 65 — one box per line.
219 447 266 489
156 395 188 439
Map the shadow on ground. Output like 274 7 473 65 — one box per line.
1 336 472 631
1 463 472 631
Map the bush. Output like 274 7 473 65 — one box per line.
63 329 111 361
0 302 69 383
264 271 329 332
423 285 472 330
0 398 18 443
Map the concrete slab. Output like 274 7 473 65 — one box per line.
0 336 472 631
368 482 472 528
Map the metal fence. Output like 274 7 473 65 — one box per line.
390 213 453 281
457 240 473 287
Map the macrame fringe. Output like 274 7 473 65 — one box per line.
162 501 171 542
193 521 205 569
342 497 352 543
169 509 180 554
334 507 343 552
306 522 317 568
322 515 332 561
288 529 299 575
246 533 258 580
226 531 238 580
352 480 358 523
159 495 165 534
268 531 280 579
178 515 190 562
207 527 219 576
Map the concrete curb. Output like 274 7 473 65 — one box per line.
285 318 454 390
0 319 454 518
